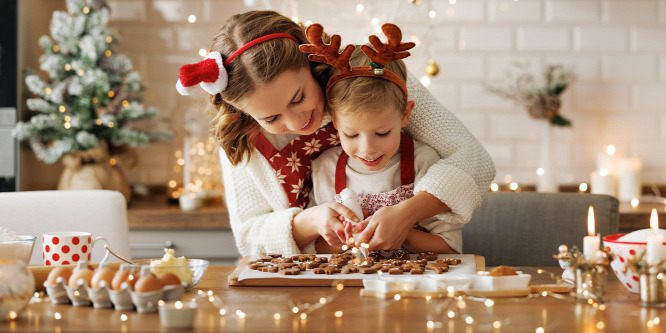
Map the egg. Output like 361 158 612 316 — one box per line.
91 266 116 289
68 266 94 288
134 273 164 293
159 272 182 286
111 270 137 290
46 266 73 285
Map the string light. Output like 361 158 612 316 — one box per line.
490 183 499 192
105 50 112 57
106 36 113 43
82 6 90 14
188 15 197 23
356 3 364 13
120 314 128 321
631 198 639 208
77 69 84 76
579 183 588 192
536 168 544 176
273 313 280 320
53 45 60 52
236 310 246 319
334 310 343 318
199 49 207 57
300 313 307 320
64 64 71 71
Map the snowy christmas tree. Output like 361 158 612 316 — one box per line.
15 0 168 164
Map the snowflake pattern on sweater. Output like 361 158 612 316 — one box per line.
255 123 339 208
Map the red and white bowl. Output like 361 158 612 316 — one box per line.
603 233 666 294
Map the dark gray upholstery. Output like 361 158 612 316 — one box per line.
462 192 619 267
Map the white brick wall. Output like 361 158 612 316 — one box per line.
105 0 666 187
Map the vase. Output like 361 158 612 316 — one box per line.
57 141 132 202
537 121 558 192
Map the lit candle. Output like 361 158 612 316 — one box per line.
583 206 600 258
158 301 196 328
646 209 662 266
617 156 642 202
590 168 616 197
596 145 617 175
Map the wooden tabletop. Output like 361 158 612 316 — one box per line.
8 266 662 332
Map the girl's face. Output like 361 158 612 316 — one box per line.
239 67 325 135
332 101 414 171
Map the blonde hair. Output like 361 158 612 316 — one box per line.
209 11 312 165
326 46 408 119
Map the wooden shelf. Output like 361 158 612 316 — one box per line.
127 194 230 230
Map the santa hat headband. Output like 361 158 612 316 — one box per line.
176 33 299 96
299 23 414 98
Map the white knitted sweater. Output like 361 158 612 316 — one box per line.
220 74 496 256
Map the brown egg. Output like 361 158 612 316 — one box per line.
159 273 181 286
68 267 94 288
46 266 73 285
91 266 116 289
134 273 163 293
111 270 136 290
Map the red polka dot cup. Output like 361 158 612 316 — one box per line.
42 232 107 266
603 233 666 294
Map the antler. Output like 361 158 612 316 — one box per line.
299 24 355 73
361 23 415 68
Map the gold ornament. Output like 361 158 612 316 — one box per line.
425 61 439 77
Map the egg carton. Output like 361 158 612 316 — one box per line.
44 263 186 312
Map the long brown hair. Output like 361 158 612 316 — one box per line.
209 11 312 165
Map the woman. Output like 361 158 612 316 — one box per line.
176 11 495 255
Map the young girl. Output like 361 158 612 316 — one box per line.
175 11 495 256
308 24 460 254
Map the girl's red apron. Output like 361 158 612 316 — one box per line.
255 123 339 208
332 133 425 256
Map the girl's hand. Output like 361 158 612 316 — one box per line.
298 202 360 246
354 205 414 250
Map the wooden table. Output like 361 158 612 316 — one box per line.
6 266 663 332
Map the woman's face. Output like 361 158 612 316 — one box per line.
239 67 325 135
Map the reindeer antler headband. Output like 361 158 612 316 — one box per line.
299 23 415 98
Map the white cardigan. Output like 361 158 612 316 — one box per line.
220 74 496 256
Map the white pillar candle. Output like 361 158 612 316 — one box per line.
590 168 616 197
583 206 600 259
158 301 196 328
617 156 642 202
596 145 617 175
646 209 663 266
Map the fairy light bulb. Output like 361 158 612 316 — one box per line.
334 311 343 318
490 183 499 192
105 50 112 57
300 313 307 320
579 183 588 192
356 3 364 13
188 14 196 23
273 313 280 320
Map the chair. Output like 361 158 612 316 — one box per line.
463 192 619 267
0 190 131 265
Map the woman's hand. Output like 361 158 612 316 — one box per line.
293 202 360 247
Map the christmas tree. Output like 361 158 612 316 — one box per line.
15 0 168 164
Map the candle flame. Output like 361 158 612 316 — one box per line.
651 208 659 230
587 206 595 236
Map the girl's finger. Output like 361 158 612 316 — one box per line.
356 218 378 245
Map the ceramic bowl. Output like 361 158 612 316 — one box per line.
471 271 531 291
132 259 209 290
603 233 666 294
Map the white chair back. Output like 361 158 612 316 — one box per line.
0 190 131 265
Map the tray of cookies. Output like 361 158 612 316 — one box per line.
228 251 483 286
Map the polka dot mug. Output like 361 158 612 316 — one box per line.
42 232 107 266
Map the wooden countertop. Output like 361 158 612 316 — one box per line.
10 266 659 332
